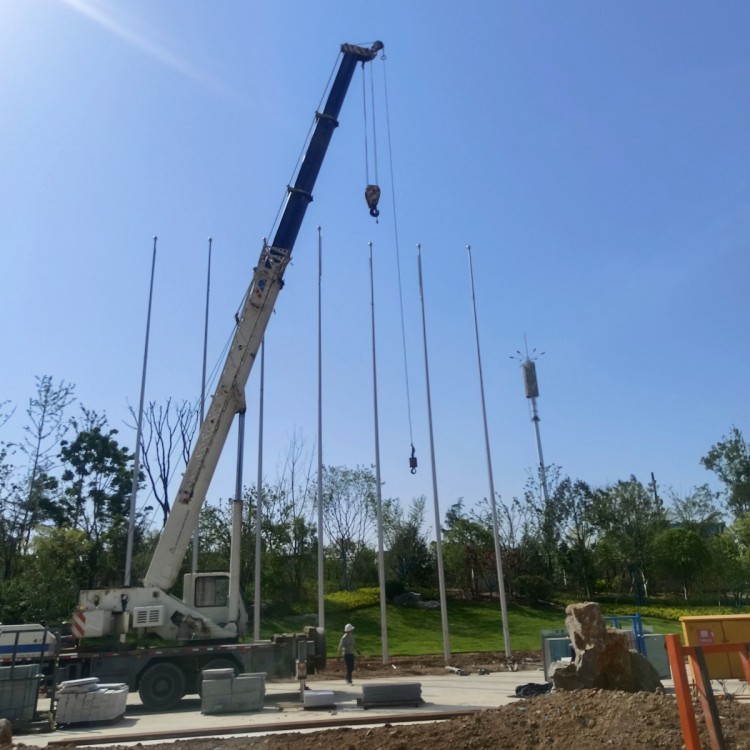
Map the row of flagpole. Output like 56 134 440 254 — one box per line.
126 233 513 663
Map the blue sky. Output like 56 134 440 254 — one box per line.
1 1 748 534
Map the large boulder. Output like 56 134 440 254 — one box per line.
552 602 662 693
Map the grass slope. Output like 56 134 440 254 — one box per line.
261 601 683 656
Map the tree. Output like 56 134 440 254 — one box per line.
322 465 378 591
667 484 725 536
131 398 198 527
590 476 667 603
383 496 432 588
652 527 711 600
706 523 750 607
19 527 92 622
555 478 596 597
1 377 75 579
521 464 565 583
702 426 750 519
57 408 136 588
442 500 497 598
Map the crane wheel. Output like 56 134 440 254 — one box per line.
138 662 187 711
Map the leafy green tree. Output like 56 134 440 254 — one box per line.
591 476 667 603
652 527 711 600
21 527 92 622
555 478 596 597
383 497 432 589
57 408 135 588
706 523 750 607
667 484 725 536
442 500 497 598
701 426 750 519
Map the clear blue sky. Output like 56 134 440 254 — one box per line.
1 1 748 533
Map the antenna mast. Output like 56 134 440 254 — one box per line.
514 339 550 505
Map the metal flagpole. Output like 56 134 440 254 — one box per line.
416 243 450 662
125 236 157 587
466 244 512 659
254 340 265 641
193 237 212 575
369 242 389 664
228 410 246 634
316 227 325 632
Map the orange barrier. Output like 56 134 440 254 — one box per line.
664 633 750 750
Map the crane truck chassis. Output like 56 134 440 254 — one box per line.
1 623 324 712
1 40 384 713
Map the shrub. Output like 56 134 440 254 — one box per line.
325 587 381 611
513 575 554 604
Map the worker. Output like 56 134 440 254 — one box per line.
337 623 358 685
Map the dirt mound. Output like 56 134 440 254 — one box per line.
230 690 750 749
22 689 746 750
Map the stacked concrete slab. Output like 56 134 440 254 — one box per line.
200 669 266 714
361 682 422 709
55 678 128 725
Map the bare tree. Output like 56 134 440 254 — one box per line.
322 465 378 590
129 398 198 527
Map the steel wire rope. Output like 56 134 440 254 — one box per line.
381 50 417 468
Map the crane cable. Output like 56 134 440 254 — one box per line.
361 59 381 219
381 50 418 475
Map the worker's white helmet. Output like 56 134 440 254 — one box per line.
344 623 354 632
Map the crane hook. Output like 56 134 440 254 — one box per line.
365 184 381 219
409 444 417 474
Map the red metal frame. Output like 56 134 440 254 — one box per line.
665 633 750 750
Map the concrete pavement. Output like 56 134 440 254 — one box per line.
17 668 548 746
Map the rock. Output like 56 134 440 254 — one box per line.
0 718 12 745
552 601 663 693
393 592 421 607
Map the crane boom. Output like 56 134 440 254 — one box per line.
144 40 383 592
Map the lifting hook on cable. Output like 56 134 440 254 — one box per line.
365 184 381 218
409 443 418 474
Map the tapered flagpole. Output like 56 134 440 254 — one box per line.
125 236 157 587
369 242 389 664
466 244 512 659
254 339 265 641
193 237 212 575
416 243 450 662
316 227 325 632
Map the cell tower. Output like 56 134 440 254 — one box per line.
513 341 550 505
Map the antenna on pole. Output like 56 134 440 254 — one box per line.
511 338 550 505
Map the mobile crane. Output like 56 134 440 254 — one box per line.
46 40 384 711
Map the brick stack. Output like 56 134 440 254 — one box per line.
55 678 128 725
200 669 266 714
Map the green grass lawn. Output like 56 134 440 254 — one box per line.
260 600 684 657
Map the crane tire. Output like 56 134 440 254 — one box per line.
138 662 187 711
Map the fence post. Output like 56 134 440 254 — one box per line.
665 633 701 750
